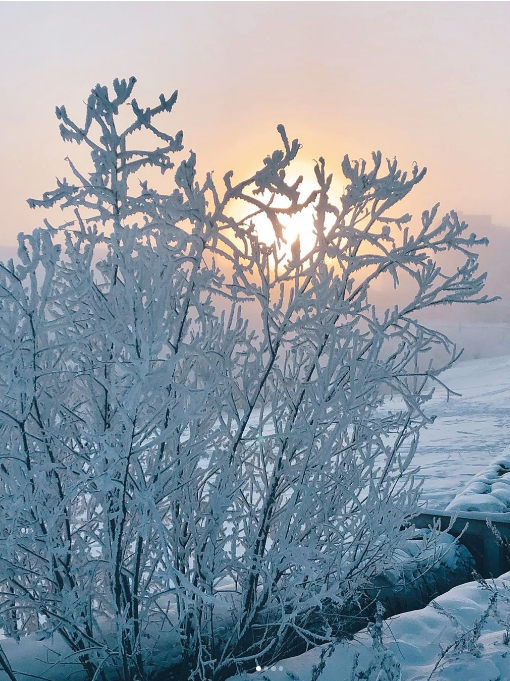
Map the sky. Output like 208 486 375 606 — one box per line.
0 1 509 249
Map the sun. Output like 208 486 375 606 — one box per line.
246 165 343 261
249 201 318 257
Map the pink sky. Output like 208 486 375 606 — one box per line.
0 2 509 247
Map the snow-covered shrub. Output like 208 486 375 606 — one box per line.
0 77 492 681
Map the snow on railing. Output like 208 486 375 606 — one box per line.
413 508 510 578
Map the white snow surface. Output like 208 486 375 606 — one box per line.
0 622 182 681
411 355 510 509
228 573 510 681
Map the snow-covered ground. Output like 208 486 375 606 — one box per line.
228 573 510 681
410 355 510 509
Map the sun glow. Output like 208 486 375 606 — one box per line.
244 165 343 261
250 202 318 257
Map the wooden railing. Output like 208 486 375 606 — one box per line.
413 509 510 578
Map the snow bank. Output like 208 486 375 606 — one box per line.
0 623 182 681
446 448 510 513
227 573 510 681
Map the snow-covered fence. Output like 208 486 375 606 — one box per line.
413 509 510 577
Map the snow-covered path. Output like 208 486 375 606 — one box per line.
414 355 510 508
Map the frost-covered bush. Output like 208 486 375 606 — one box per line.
0 78 492 681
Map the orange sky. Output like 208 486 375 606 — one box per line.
0 2 509 247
